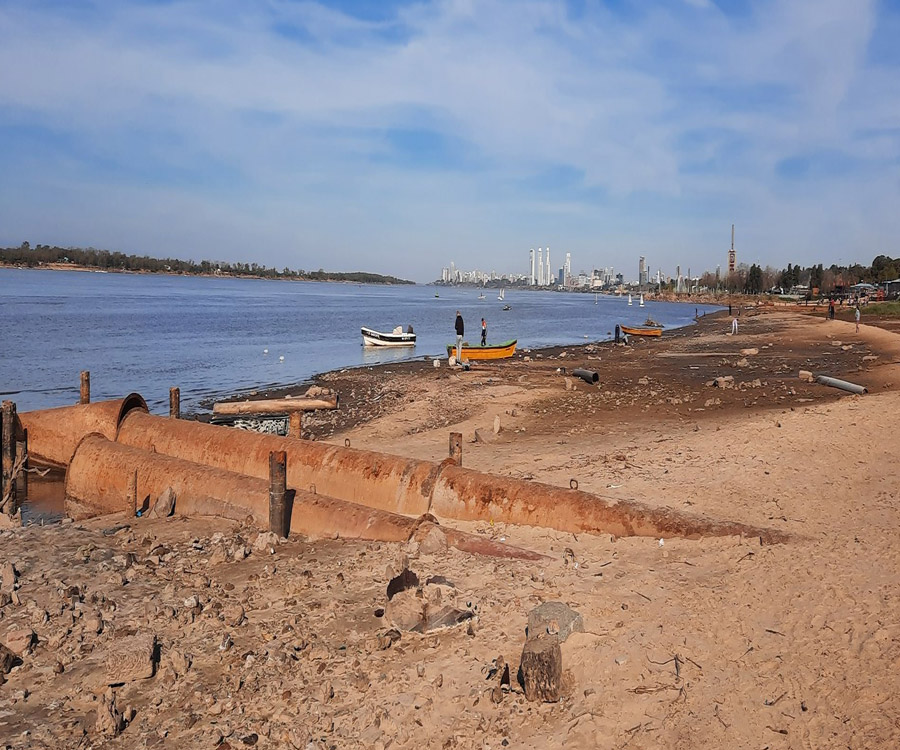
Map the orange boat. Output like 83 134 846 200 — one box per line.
620 324 662 338
446 339 517 360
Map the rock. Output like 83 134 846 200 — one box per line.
433 359 440 369
0 511 21 530
526 602 583 643
149 487 176 518
104 633 157 684
94 689 125 737
384 589 424 631
520 633 562 702
223 604 245 627
564 377 573 391
798 370 814 382
637 377 649 386
740 348 759 356
831 340 843 347
253 531 280 552
714 376 734 388
0 561 17 593
0 642 18 681
704 398 721 408
735 358 750 367
473 428 493 444
493 415 502 434
416 525 448 556
4 627 34 656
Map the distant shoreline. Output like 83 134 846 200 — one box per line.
0 262 415 285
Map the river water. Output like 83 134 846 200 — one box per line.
1 268 720 414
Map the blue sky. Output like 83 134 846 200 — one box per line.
1 0 898 282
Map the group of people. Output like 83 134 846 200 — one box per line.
454 311 488 362
826 298 862 332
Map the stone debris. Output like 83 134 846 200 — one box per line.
799 370 815 382
94 688 125 737
0 642 17 682
713 376 735 388
149 487 176 518
526 602 584 643
3 627 35 656
1 561 18 593
740 348 759 356
104 633 157 685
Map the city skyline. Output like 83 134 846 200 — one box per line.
2 1 898 283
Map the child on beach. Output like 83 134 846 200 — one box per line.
731 317 738 335
855 305 861 333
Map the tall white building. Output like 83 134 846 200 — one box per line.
564 253 571 284
537 248 543 286
545 247 551 287
529 249 535 285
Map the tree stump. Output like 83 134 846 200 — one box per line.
520 633 562 702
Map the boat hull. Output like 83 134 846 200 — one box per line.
361 327 416 347
620 325 662 338
446 339 517 360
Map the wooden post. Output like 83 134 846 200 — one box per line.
80 371 90 404
449 432 462 466
288 411 303 439
1 401 16 515
520 633 563 702
169 387 180 419
20 428 28 504
128 469 138 516
268 450 289 538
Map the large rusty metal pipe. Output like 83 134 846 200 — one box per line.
64 435 544 560
117 410 436 517
19 395 147 468
116 411 785 543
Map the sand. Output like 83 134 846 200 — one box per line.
2 308 900 748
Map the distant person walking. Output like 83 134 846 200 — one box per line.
855 304 861 333
481 318 487 346
731 317 738 335
454 311 464 362
829 298 836 320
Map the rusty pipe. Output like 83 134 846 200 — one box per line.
19 395 148 468
64 434 544 559
429 464 787 543
116 411 785 543
117 411 436 516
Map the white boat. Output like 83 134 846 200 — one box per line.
478 292 485 299
498 288 505 300
639 294 645 308
361 325 416 347
628 294 633 306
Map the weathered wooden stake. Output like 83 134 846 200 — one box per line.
1 401 17 514
449 432 463 466
268 450 289 538
289 411 303 439
128 469 138 516
169 387 180 419
80 371 91 404
520 633 563 702
21 428 28 503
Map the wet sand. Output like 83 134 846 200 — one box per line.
3 307 900 748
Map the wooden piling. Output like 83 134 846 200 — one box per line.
449 432 462 466
21 428 28 503
1 401 17 515
289 411 303 439
169 387 180 419
128 469 138 516
80 371 90 404
268 450 289 538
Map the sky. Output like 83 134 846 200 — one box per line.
1 0 899 283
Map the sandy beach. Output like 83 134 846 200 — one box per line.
3 306 900 748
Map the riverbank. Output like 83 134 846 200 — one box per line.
3 307 900 748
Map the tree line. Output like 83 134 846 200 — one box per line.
0 242 414 285
687 254 898 295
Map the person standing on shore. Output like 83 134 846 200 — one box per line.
829 298 835 320
731 316 738 335
455 311 464 362
855 304 861 333
481 318 487 346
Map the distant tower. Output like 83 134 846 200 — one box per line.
676 265 682 293
638 256 646 287
565 253 571 284
537 248 544 286
728 224 736 274
545 247 551 287
530 249 535 286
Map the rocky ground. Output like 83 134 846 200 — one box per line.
3 307 900 748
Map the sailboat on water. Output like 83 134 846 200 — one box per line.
627 293 633 306
498 288 505 301
639 294 645 308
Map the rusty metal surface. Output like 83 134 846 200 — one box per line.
116 411 434 516
19 395 147 468
430 464 788 543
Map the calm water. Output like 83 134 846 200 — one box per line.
0 269 720 413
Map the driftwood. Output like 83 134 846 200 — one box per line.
212 395 339 416
520 633 562 702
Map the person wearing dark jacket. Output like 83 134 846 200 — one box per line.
454 311 464 362
481 318 487 346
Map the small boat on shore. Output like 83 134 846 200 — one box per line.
361 325 416 347
620 324 662 338
446 339 517 360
